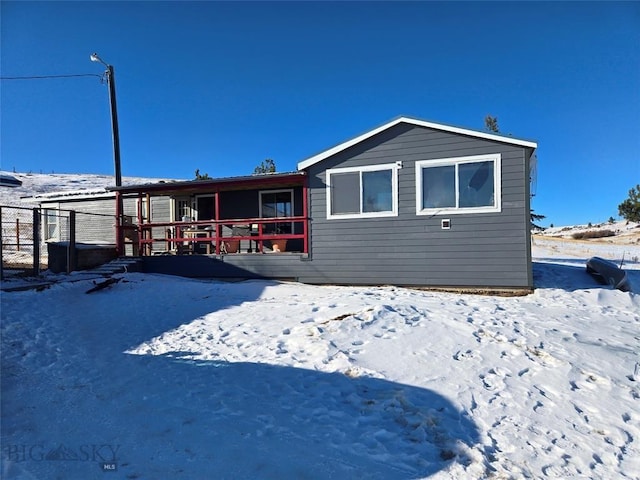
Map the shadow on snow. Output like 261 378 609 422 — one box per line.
533 260 638 293
2 360 480 479
1 275 480 479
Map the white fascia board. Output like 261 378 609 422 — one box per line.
406 117 538 148
297 117 406 171
297 116 538 171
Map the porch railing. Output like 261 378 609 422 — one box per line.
133 216 308 256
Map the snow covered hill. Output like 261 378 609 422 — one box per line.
0 171 181 207
1 172 640 479
533 220 640 267
536 221 639 249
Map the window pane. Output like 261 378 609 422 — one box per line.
362 169 392 213
330 172 360 215
261 191 293 234
459 161 495 208
262 192 292 218
176 199 191 221
422 166 455 209
44 210 58 240
195 196 215 221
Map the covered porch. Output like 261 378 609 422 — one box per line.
113 172 309 258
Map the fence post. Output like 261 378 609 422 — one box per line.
33 208 41 275
68 210 77 273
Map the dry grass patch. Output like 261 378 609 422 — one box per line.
572 229 616 240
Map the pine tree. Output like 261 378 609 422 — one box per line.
484 115 499 133
531 210 546 230
618 184 640 222
253 159 276 174
194 169 211 180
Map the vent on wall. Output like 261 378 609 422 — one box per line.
441 219 451 230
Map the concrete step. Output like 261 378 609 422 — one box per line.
91 257 143 275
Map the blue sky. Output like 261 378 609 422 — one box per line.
1 1 638 226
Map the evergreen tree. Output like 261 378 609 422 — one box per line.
484 115 500 133
253 159 276 174
531 210 546 230
618 184 640 222
194 169 211 180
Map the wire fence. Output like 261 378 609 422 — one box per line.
0 206 42 278
1 205 117 279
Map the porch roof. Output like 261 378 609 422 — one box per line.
109 171 306 196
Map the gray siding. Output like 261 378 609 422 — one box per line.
41 195 174 252
41 196 117 244
148 196 173 247
143 254 308 280
301 124 533 288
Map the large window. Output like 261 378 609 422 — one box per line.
416 154 501 215
326 163 399 219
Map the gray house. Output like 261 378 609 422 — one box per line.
298 116 537 289
41 116 538 290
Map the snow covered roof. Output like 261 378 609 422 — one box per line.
0 172 23 187
31 187 113 202
2 173 182 205
297 116 538 171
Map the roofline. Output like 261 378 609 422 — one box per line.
297 116 538 171
109 171 306 194
26 189 114 202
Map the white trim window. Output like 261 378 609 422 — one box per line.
416 154 501 215
43 208 60 241
174 197 193 222
326 163 399 219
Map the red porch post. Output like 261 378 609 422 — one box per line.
303 176 309 254
214 189 221 254
136 193 143 255
145 193 151 255
115 191 124 256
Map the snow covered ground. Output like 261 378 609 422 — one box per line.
2 173 640 478
2 238 639 479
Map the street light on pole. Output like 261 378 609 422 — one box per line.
91 52 124 255
90 52 122 187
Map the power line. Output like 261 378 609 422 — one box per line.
0 73 103 80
